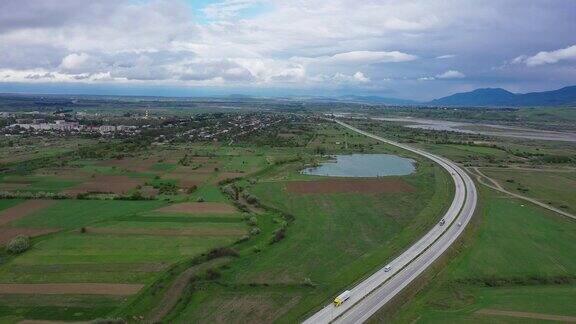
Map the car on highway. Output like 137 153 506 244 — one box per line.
439 218 446 226
384 265 392 272
333 290 351 307
457 221 462 227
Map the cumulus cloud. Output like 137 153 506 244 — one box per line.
513 44 576 67
436 70 465 79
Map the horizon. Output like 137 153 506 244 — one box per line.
1 1 575 100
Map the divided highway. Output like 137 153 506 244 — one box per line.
303 120 477 324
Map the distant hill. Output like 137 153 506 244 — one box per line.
428 85 576 107
337 95 417 105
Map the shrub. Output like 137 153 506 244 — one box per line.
196 196 205 203
7 235 30 254
205 268 221 280
236 235 250 243
187 185 197 194
207 247 239 260
270 228 286 244
80 227 87 234
247 216 258 226
249 227 261 236
243 193 259 205
253 246 261 253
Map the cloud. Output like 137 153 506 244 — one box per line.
316 51 417 65
436 70 465 79
513 44 576 67
418 70 465 81
60 53 100 73
202 0 264 20
0 0 575 99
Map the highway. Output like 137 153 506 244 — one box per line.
303 120 477 324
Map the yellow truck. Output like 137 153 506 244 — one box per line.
333 290 352 307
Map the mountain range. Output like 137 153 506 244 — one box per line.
333 85 576 107
428 85 576 107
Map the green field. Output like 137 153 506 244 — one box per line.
390 188 576 323
169 124 453 323
480 167 576 211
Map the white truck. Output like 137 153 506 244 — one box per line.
333 290 352 307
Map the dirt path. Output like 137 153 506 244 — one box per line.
0 200 55 226
0 283 144 295
470 167 576 221
147 258 232 323
476 309 576 322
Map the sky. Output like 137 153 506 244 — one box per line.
0 0 575 100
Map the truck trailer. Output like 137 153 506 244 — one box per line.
333 290 352 307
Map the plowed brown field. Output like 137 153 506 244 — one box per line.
0 200 55 226
0 283 144 295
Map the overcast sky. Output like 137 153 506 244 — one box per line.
0 0 575 100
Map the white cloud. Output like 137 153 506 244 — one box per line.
60 53 101 73
202 0 263 20
513 44 576 67
319 51 417 65
436 70 465 79
0 0 575 98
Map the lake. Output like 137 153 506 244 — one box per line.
301 154 415 177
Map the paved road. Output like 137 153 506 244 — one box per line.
303 120 477 324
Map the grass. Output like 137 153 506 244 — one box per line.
391 188 576 323
0 294 121 322
480 167 576 211
0 232 238 283
0 200 23 212
9 200 166 229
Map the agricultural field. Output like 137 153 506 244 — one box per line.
168 122 453 323
2 116 455 322
0 134 282 322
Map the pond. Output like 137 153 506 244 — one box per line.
301 154 416 177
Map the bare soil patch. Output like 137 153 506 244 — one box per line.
156 202 237 214
0 283 144 295
286 179 415 194
0 200 55 226
87 227 245 237
476 309 576 322
0 228 60 246
0 183 30 191
19 321 88 324
62 175 144 195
